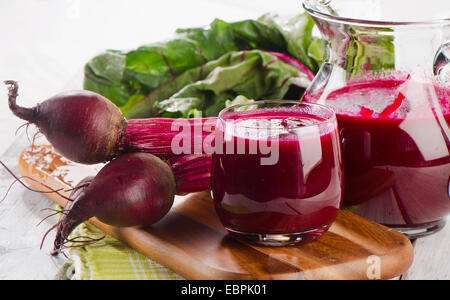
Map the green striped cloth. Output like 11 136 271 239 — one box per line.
68 222 183 280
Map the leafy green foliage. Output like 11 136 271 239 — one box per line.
152 50 310 118
83 14 319 119
258 13 318 73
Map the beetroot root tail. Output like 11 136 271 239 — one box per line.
4 80 36 123
51 234 105 256
0 160 73 203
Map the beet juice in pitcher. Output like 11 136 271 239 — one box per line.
303 0 450 238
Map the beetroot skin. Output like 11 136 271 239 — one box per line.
53 152 176 254
6 80 126 164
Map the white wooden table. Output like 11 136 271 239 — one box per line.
0 0 449 280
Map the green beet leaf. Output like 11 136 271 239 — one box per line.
258 13 318 73
83 50 132 107
127 50 311 118
83 14 316 118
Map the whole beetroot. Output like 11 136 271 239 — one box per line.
5 80 216 164
52 152 177 254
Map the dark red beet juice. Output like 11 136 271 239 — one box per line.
304 77 450 230
212 102 343 246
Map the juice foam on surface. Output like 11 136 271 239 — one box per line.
222 108 336 141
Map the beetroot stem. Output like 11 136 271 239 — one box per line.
166 154 211 194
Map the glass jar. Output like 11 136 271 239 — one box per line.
302 0 450 238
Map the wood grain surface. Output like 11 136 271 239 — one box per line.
18 145 414 280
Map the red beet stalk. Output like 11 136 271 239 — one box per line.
123 118 217 157
166 154 212 194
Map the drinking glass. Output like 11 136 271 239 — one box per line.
211 101 343 246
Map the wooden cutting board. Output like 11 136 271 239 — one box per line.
18 145 414 280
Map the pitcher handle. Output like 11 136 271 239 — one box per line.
434 42 450 86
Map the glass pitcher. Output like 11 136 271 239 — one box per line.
302 0 450 238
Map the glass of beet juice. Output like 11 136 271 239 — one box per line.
303 0 450 238
211 101 344 246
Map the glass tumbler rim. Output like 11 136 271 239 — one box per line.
218 100 337 130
